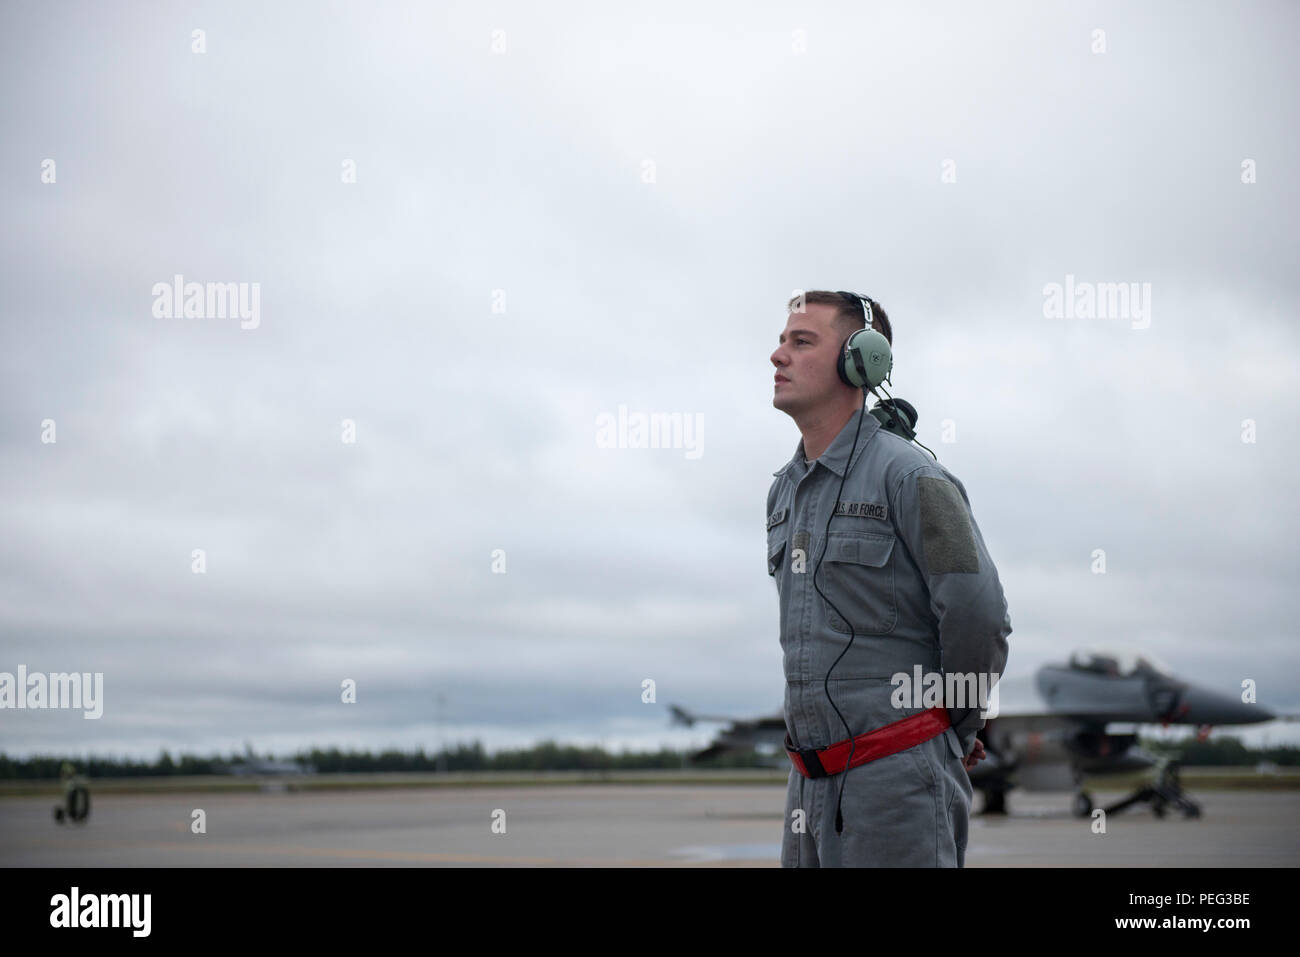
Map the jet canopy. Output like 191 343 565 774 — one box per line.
1067 647 1173 678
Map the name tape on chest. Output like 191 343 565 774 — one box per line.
833 501 889 521
766 508 788 531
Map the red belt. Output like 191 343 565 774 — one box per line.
786 707 950 779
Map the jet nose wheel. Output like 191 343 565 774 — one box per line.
1072 791 1093 817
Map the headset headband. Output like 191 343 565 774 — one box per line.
835 290 873 330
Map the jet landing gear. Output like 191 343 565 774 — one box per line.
1094 758 1202 819
979 787 1008 815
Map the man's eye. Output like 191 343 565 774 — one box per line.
797 339 810 345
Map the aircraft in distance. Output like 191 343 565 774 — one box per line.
672 645 1285 818
220 759 313 776
969 647 1276 818
669 705 788 763
216 744 315 776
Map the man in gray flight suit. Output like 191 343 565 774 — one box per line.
768 290 1011 867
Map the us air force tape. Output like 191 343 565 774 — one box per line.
833 501 888 521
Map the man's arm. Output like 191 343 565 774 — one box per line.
891 465 1012 756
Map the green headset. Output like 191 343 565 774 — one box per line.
833 290 929 451
834 290 893 390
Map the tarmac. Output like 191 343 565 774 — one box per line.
4 783 1299 866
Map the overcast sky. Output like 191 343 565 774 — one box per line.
2 1 1297 761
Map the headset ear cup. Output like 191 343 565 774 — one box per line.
889 397 918 429
839 329 892 388
836 339 855 387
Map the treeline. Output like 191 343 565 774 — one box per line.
3 737 1297 780
0 750 226 779
0 740 762 780
303 741 715 773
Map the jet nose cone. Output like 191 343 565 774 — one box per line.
1178 685 1275 725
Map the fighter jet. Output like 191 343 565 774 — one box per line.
668 705 788 765
674 645 1284 818
971 646 1277 818
215 742 315 776
221 758 313 776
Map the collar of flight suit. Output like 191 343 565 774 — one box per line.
772 405 881 479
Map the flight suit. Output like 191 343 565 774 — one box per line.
767 407 1012 867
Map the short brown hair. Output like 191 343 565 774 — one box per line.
787 290 892 345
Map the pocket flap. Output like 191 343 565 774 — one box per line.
827 533 895 567
767 538 787 575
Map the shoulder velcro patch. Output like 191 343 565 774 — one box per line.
917 476 979 574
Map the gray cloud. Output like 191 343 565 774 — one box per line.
2 1 1297 760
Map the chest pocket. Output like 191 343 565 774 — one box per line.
819 530 898 635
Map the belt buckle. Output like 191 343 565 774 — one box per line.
798 747 829 779
785 732 830 779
